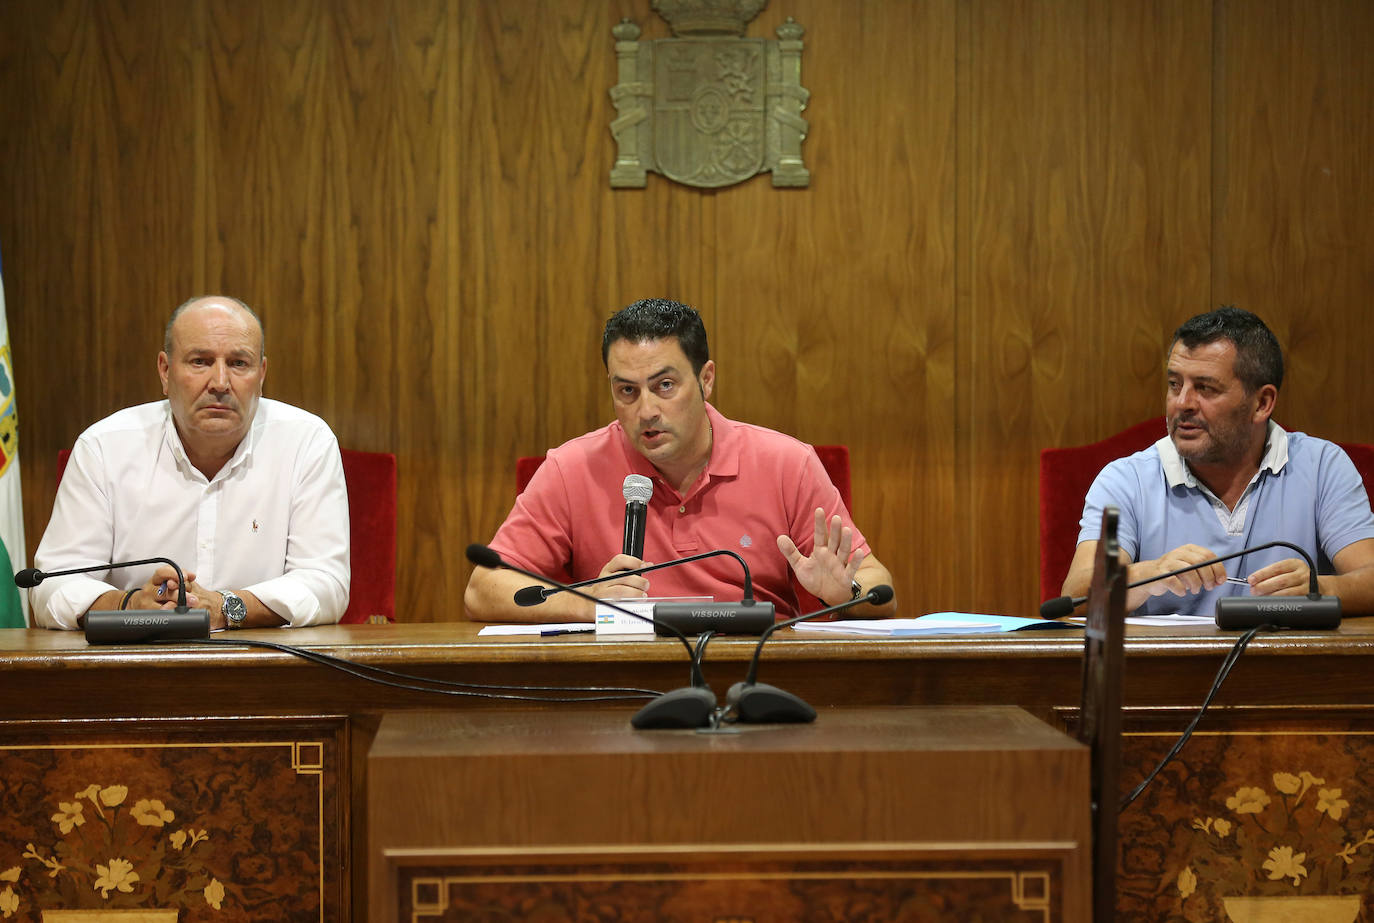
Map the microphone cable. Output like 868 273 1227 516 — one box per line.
169 636 664 704
1119 623 1269 810
691 630 717 685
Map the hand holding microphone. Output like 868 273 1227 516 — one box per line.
592 553 651 600
594 473 654 601
622 474 651 558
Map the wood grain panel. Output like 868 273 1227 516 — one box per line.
0 0 1370 625
1078 0 1212 443
368 708 1090 921
961 0 1100 612
394 858 1066 923
1215 0 1374 442
960 0 1216 612
711 1 958 615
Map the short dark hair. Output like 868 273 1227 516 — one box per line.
1171 305 1284 393
602 298 710 375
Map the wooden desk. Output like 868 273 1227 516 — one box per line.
367 707 1091 922
3 620 1374 919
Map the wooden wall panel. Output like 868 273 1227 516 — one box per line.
1215 0 1374 442
959 0 1215 609
0 0 1370 624
711 1 957 613
960 0 1099 609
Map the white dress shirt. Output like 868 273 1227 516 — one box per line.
32 398 350 629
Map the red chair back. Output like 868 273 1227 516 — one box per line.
339 450 396 624
516 445 853 511
1038 418 1165 602
1337 441 1374 504
57 447 395 624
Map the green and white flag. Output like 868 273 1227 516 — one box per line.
0 246 26 627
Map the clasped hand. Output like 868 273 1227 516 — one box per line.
131 566 232 628
1143 544 1311 599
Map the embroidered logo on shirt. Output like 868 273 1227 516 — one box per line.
251 519 259 533
739 535 752 547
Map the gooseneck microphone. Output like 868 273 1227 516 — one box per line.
17 557 211 643
1039 540 1340 629
726 584 895 724
515 549 746 606
513 547 775 634
622 474 652 558
467 543 716 729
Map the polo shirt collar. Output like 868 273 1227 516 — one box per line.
162 401 260 482
702 403 739 479
1157 419 1289 489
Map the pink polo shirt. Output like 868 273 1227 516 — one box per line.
489 403 867 618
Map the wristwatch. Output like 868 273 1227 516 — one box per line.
221 590 247 629
850 579 862 600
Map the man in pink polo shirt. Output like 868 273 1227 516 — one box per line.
464 299 896 623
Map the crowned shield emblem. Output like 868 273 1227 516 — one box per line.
610 1 810 189
653 40 765 187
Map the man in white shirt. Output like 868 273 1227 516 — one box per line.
31 296 350 630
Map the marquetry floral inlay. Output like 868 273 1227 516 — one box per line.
1 782 226 917
1174 769 1373 905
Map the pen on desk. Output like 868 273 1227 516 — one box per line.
541 628 595 637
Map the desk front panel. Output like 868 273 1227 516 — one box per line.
0 715 347 922
4 620 1374 920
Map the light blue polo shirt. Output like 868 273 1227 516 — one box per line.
1077 423 1374 615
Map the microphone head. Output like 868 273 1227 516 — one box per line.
465 544 504 570
513 585 548 607
728 681 817 724
622 474 653 504
1039 595 1079 620
867 584 895 605
14 568 43 588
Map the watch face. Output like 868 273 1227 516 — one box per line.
223 592 247 625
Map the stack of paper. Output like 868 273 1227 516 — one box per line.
793 613 1059 636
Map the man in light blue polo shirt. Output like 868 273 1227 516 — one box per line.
1063 306 1374 616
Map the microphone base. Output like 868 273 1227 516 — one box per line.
726 681 817 724
1215 595 1341 630
85 609 211 645
631 686 717 729
653 601 776 636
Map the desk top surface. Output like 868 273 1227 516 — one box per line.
4 619 1371 719
4 617 1374 668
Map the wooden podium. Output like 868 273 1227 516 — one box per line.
368 706 1090 922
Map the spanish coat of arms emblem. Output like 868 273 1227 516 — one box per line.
609 0 810 189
